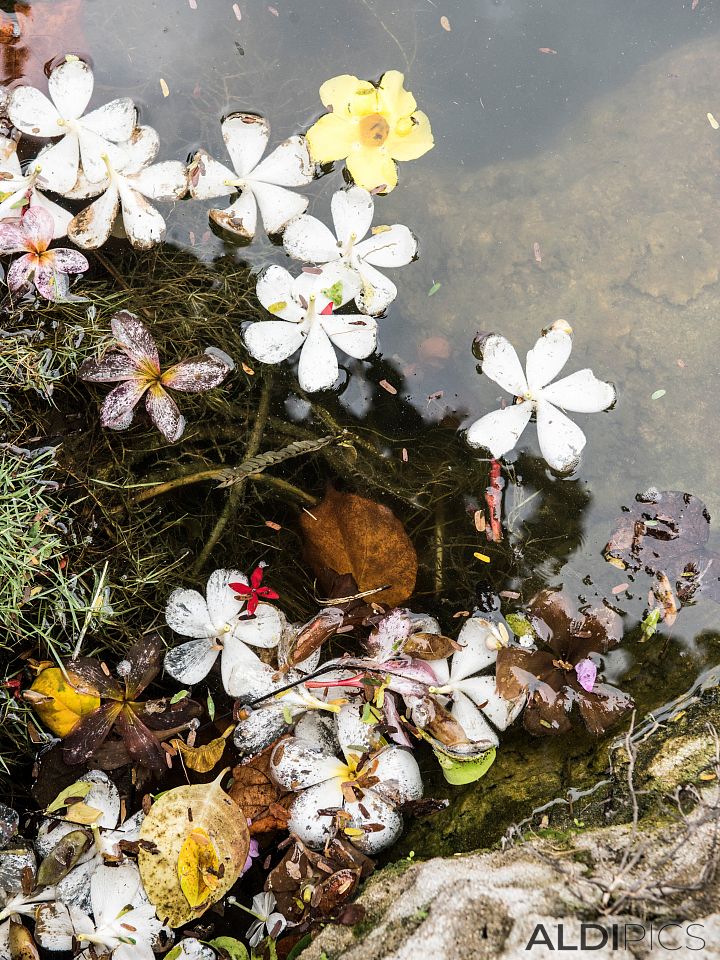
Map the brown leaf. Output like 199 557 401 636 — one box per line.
228 749 291 834
299 487 417 606
403 632 461 660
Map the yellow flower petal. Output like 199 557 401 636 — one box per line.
346 145 398 193
387 110 434 161
306 112 360 163
376 70 417 119
318 74 377 117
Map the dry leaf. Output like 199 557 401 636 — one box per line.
170 727 232 773
299 487 417 606
177 828 221 907
138 771 249 927
8 921 39 960
228 749 291 834
26 668 100 737
440 15 451 30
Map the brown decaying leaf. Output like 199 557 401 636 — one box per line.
299 487 418 606
403 632 461 660
228 749 291 834
8 920 39 960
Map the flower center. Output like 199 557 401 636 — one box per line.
359 113 390 147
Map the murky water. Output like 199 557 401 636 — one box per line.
5 0 720 841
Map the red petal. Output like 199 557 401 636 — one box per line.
320 302 334 316
258 587 279 601
229 581 252 595
246 595 260 616
250 566 264 589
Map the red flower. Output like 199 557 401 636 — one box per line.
229 565 279 616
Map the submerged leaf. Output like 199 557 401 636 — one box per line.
26 668 100 737
299 487 418 606
433 746 496 785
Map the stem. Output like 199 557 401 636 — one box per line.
434 498 445 596
191 375 273 573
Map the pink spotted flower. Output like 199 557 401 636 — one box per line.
80 310 232 441
0 206 89 301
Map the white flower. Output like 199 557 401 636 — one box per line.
189 113 314 239
163 568 283 695
0 137 72 238
35 861 169 960
466 320 616 472
36 772 143 913
245 265 377 393
428 617 525 749
270 704 422 853
67 126 187 250
0 886 57 957
283 186 417 315
8 56 136 195
244 892 286 948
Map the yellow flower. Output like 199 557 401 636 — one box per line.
306 70 433 193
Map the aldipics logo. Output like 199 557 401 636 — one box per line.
525 922 706 952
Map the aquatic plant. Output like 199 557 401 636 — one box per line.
79 310 231 441
8 56 136 194
0 206 88 301
244 264 378 392
466 320 616 472
282 185 418 315
305 71 433 192
188 113 314 239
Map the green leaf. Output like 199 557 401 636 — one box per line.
282 705 293 725
206 691 215 722
641 607 662 641
170 690 189 704
321 281 344 306
505 613 534 639
165 946 183 960
46 780 92 813
286 935 313 960
427 281 442 297
433 746 496 785
209 938 250 960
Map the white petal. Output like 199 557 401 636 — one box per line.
427 657 450 684
479 334 528 395
233 703 291 758
465 402 532 457
210 189 258 239
164 637 219 685
451 691 499 747
189 150 235 200
30 190 73 239
166 590 218 643
251 135 314 187
355 224 417 267
49 59 93 119
536 400 586 472
451 618 499 681
78 128 128 183
0 136 21 176
298 322 338 392
322 313 377 360
117 180 166 249
68 184 120 249
35 132 80 195
287 779 344 850
336 703 373 759
331 186 374 246
271 739 344 791
91 862 143 927
255 264 301 321
282 214 339 263
371 747 423 804
9 86 61 136
244 319 304 364
456 675 524 731
55 858 96 912
222 113 269 177
344 792 402 854
205 569 246 626
82 98 136 142
35 903 87 952
540 369 616 413
250 181 309 235
81 770 121 827
314 260 362 306
60 163 109 200
221 641 275 698
0 187 29 221
356 261 397 316
122 126 160 174
128 161 187 201
233 603 283 648
525 325 573 392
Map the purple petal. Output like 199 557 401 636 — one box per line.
110 310 160 369
574 658 597 693
100 379 149 429
7 254 34 291
160 354 231 393
20 206 54 252
80 353 140 383
48 247 89 275
144 385 185 441
0 219 30 254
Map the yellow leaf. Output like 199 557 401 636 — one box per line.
46 781 92 813
63 801 104 825
177 828 221 907
27 668 100 737
170 727 232 774
138 770 249 927
268 301 287 315
371 224 392 234
699 771 716 782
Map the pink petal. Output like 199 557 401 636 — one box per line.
20 206 54 252
574 658 597 693
144 384 185 441
100 379 149 429
160 355 231 393
33 262 64 301
48 247 89 275
0 220 31 254
80 353 140 383
7 254 35 291
110 311 160 369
